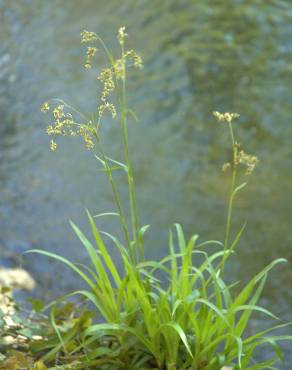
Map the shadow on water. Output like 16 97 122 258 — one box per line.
0 0 292 365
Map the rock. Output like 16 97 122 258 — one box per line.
0 267 35 314
0 268 35 290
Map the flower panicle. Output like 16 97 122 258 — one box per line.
222 162 231 172
234 145 259 175
213 111 259 175
41 103 96 151
50 139 57 151
84 47 98 69
124 50 143 69
213 111 240 123
40 102 50 113
98 102 117 119
117 26 128 45
42 27 143 152
80 30 97 43
98 68 115 101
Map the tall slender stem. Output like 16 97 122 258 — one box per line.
120 45 141 262
94 134 133 261
221 121 237 273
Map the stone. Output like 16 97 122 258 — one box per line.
0 267 35 314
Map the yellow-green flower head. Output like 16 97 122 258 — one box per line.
53 105 65 119
98 102 117 119
40 102 50 112
125 50 143 69
213 111 240 123
84 47 98 69
50 139 57 151
87 46 97 57
78 126 95 149
98 68 115 101
222 162 231 172
118 26 127 45
44 102 96 150
46 125 54 135
114 59 126 80
235 149 259 175
80 30 97 43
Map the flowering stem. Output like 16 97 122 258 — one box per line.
120 45 141 263
224 123 236 247
96 137 133 259
221 121 237 273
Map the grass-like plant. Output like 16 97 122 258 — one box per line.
25 27 292 369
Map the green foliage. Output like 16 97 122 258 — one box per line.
1 26 290 369
25 222 291 369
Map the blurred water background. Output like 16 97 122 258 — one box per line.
0 0 292 365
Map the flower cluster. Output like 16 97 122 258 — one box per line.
40 102 50 113
98 68 115 102
41 102 95 151
98 102 117 119
79 27 142 120
112 50 143 81
84 46 98 69
50 139 57 151
117 26 127 45
124 50 143 69
222 142 259 175
213 111 258 175
222 162 231 172
78 126 95 149
80 30 97 43
45 104 74 137
113 59 126 80
234 145 259 175
213 111 240 123
41 27 143 151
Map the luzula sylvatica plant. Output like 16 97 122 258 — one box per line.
29 27 292 370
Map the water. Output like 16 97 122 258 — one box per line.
1 0 292 365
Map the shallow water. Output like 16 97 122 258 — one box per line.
1 0 292 365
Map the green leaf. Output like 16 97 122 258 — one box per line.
25 249 96 290
196 298 230 326
174 223 186 253
138 225 150 247
161 322 193 358
93 212 120 218
169 229 178 296
232 305 279 321
87 211 121 286
27 298 45 313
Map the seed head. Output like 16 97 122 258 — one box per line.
84 46 98 69
213 111 240 123
98 68 115 101
125 50 143 69
98 102 117 119
40 102 50 113
53 105 65 119
236 150 259 175
114 58 126 80
234 144 259 175
44 103 96 150
80 30 97 43
117 26 128 45
50 139 57 151
222 162 231 172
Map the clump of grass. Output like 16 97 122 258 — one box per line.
20 27 292 369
